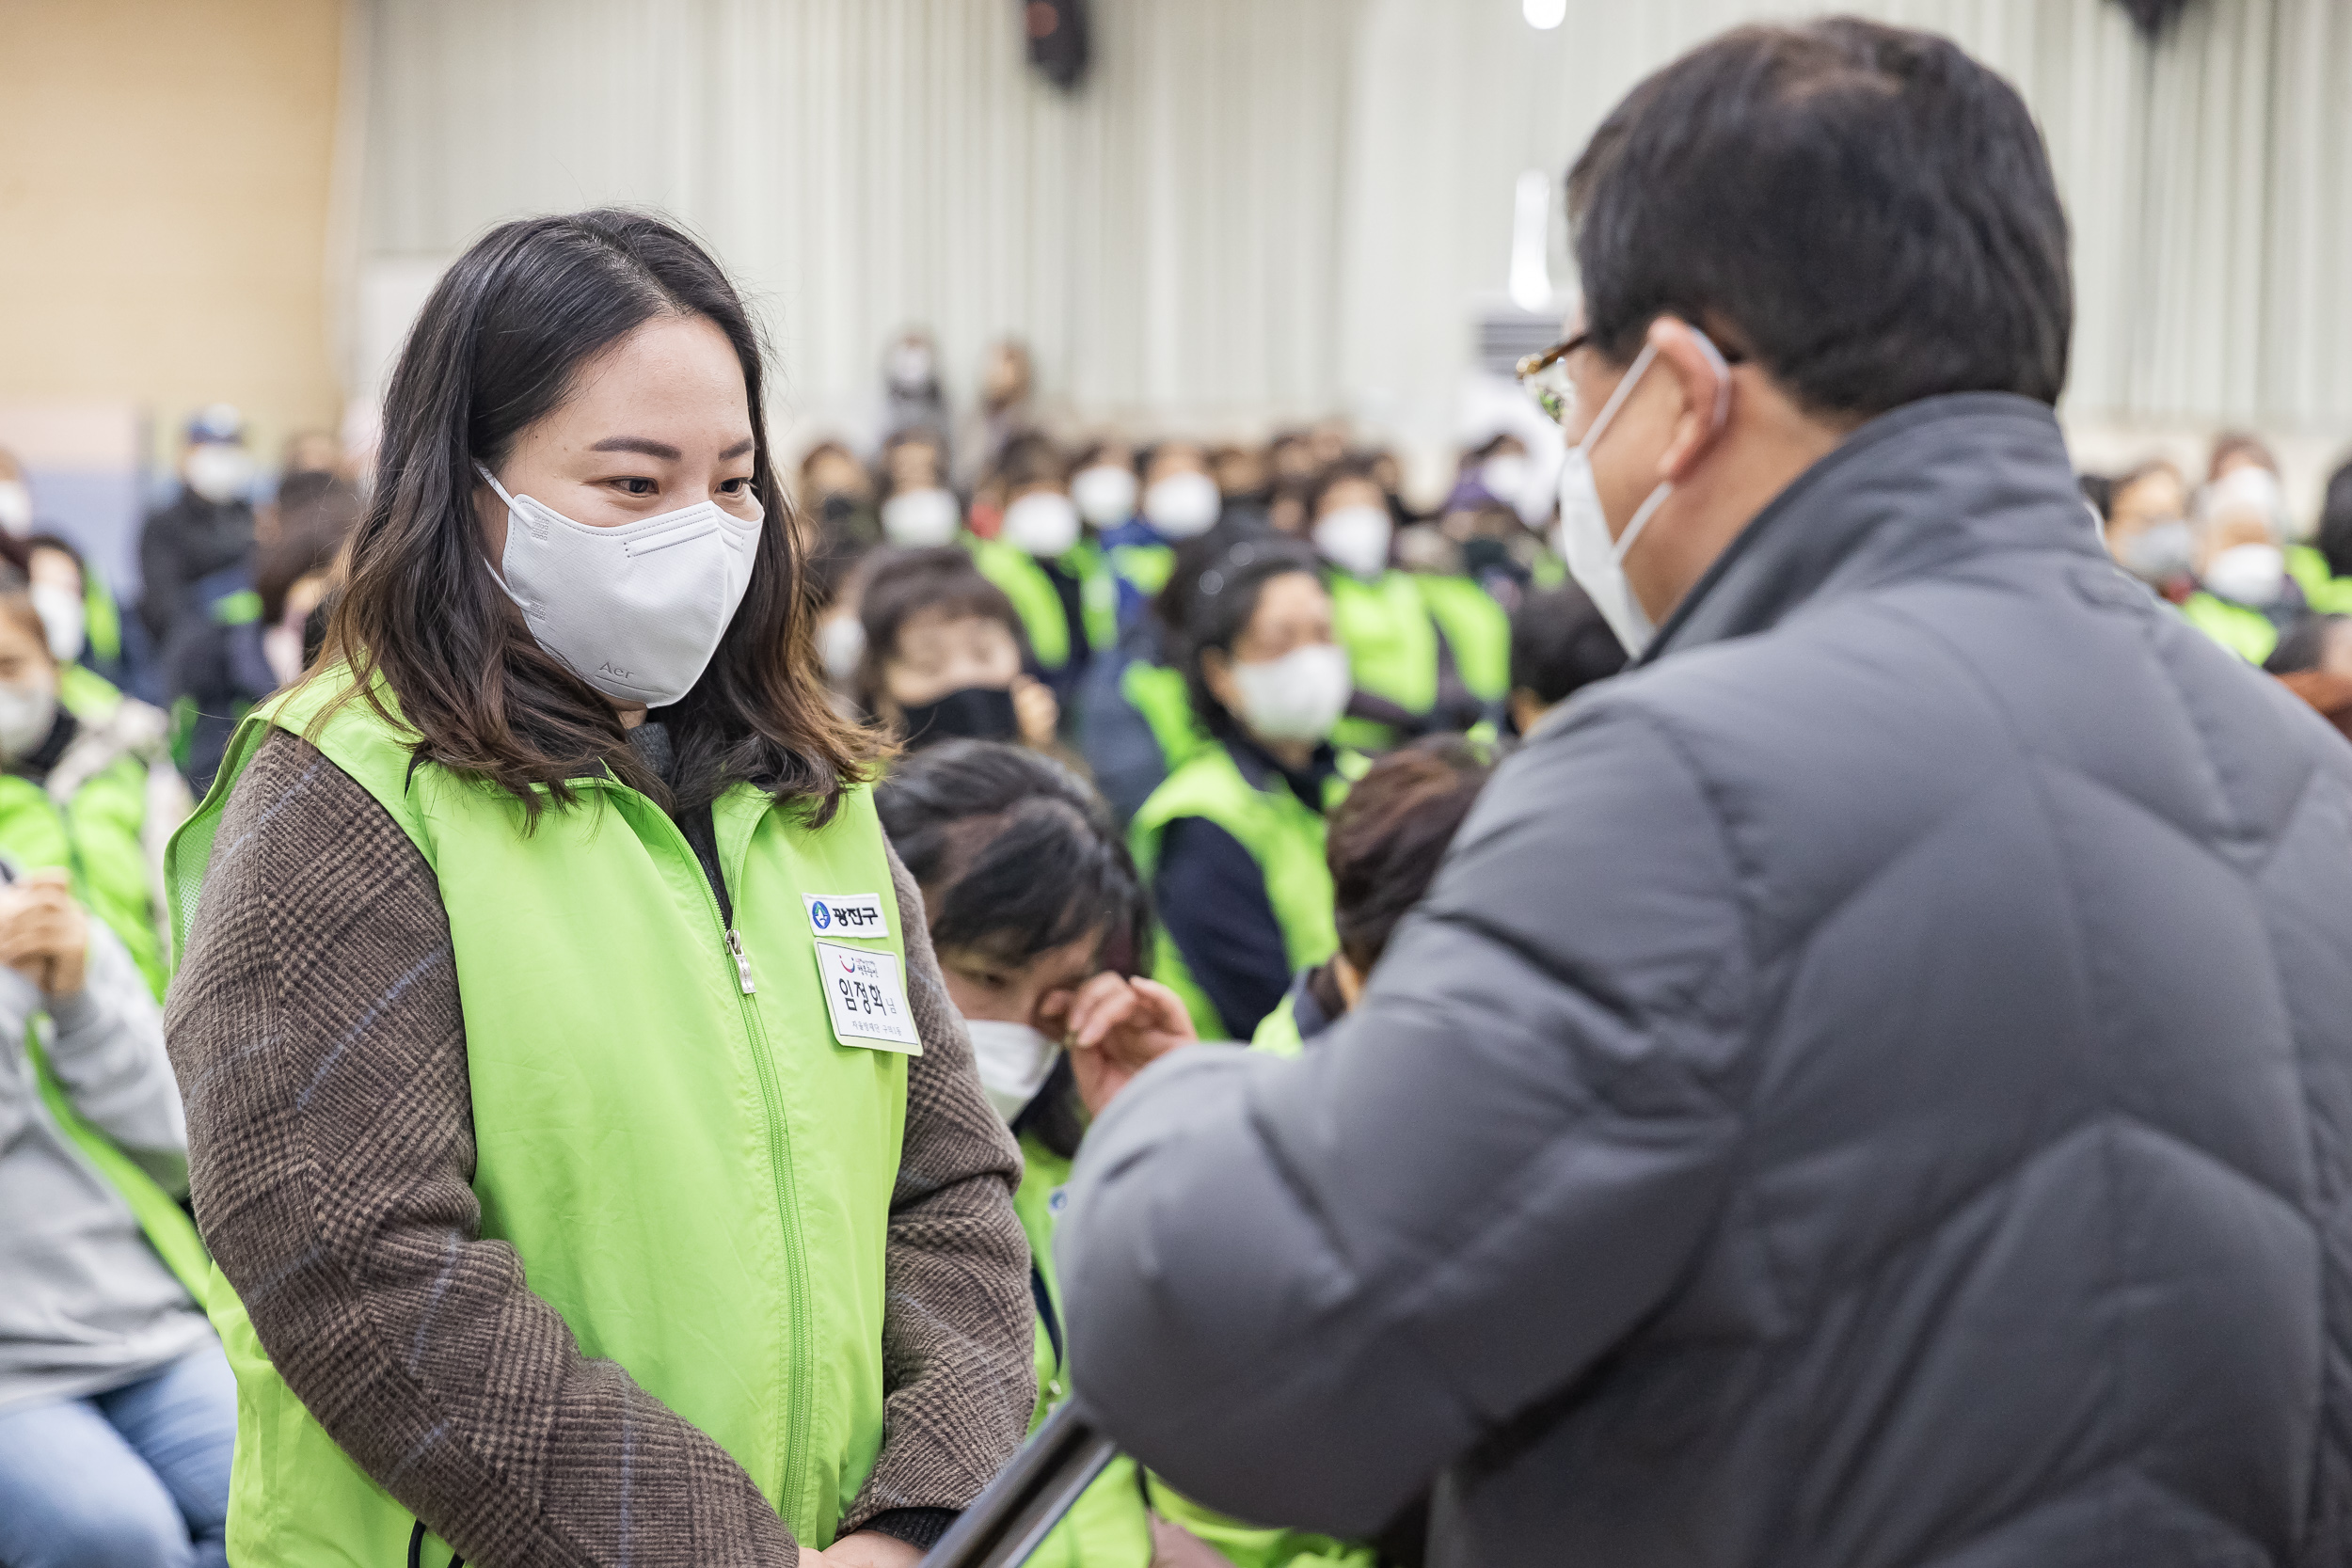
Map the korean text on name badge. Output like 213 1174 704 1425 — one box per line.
814 941 921 1053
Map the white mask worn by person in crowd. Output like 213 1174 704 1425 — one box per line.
1142 471 1221 540
2119 520 2195 585
1552 329 1732 659
0 481 31 536
817 613 866 685
0 669 57 761
2205 542 2289 608
185 445 255 506
1232 643 1352 744
1002 491 1082 559
30 584 85 664
965 1016 1060 1122
1482 454 1532 510
881 486 962 547
1072 464 1138 529
1313 504 1393 580
477 465 760 708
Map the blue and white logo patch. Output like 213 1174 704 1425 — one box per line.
804 893 888 938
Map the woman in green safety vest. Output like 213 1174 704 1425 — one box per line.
1306 461 1511 752
964 435 1120 707
1131 538 1357 1041
163 210 1034 1568
879 737 1374 1568
0 573 187 1000
23 533 135 714
1101 439 1225 626
1248 736 1493 1064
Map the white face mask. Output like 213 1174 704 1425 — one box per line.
186 444 254 505
1481 454 1531 508
881 486 962 547
1142 471 1221 539
2204 541 2287 607
1002 491 1082 559
1313 504 1393 579
817 612 866 684
1072 464 1138 528
478 466 760 708
964 1017 1060 1122
1231 642 1352 744
1551 333 1730 659
0 671 57 761
0 481 31 536
30 583 85 664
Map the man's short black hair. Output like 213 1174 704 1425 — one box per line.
1567 18 2071 417
1511 585 1627 707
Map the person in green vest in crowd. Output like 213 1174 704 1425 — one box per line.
1308 460 1511 752
0 565 188 1000
163 210 1035 1568
1131 538 1358 1040
854 546 1064 757
2215 445 2352 618
964 435 1120 709
1100 439 1224 625
877 738 1172 1568
877 736 1369 1568
0 857 230 1566
2180 463 2312 665
22 532 135 712
1248 735 1493 1065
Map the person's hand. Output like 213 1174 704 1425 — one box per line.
1041 973 1197 1117
803 1530 924 1568
1013 674 1059 749
0 871 88 999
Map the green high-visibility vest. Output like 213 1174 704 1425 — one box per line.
965 535 1120 674
1130 742 1348 1040
1249 990 1305 1058
1119 659 1208 776
1108 541 1175 603
167 671 912 1565
59 664 123 724
2181 591 2280 664
0 765 167 999
1014 1132 1154 1568
1327 570 1508 752
2288 544 2352 616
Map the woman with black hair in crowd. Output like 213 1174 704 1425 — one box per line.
166 211 1033 1568
1129 537 1355 1040
855 546 1061 754
1308 459 1509 751
875 738 1193 1568
964 435 1119 707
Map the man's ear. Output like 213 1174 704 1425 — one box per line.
1647 316 1734 485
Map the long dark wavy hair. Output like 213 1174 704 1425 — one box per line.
316 209 881 823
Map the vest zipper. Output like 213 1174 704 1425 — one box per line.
636 796 814 1528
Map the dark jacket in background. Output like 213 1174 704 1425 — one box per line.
1058 394 2352 1566
135 490 253 649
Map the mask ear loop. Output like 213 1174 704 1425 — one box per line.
1606 325 1735 569
473 462 518 509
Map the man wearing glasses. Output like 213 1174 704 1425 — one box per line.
1057 15 2352 1568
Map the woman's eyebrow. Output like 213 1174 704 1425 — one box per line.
588 436 682 460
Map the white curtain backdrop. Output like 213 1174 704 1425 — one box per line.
352 0 2352 467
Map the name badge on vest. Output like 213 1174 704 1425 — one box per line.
814 941 921 1053
805 893 889 938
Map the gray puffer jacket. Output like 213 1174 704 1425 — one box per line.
1057 393 2352 1567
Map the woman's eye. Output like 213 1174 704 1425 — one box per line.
720 477 749 496
617 477 658 497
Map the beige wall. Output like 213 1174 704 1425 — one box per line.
0 0 344 467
